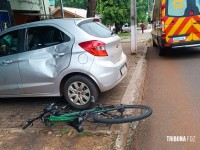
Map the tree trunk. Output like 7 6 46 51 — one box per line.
115 23 122 34
87 0 97 17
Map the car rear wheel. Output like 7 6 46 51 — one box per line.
159 47 166 56
153 40 157 47
63 75 99 110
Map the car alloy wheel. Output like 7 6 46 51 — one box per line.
68 81 91 105
63 75 99 109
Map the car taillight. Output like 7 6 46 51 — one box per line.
93 18 100 22
79 40 108 56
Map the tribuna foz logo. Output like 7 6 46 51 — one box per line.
166 136 195 142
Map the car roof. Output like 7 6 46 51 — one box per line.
0 18 83 35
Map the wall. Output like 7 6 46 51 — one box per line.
53 11 77 19
8 0 50 14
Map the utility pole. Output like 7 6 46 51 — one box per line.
60 0 64 18
131 0 137 54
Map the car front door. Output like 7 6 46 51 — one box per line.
0 30 21 95
165 0 193 44
18 25 73 95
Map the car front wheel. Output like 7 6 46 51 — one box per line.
63 75 99 110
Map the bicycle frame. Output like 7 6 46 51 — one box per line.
22 103 152 133
48 106 119 122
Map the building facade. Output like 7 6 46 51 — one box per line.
0 0 50 31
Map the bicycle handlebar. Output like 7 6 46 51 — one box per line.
22 103 58 130
22 118 36 130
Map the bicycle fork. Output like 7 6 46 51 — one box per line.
67 117 84 133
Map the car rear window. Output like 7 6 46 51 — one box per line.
167 0 200 17
79 22 113 38
195 0 200 12
167 0 187 16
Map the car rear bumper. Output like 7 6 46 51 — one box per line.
170 41 200 48
89 52 127 92
159 36 200 49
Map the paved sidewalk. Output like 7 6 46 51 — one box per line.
121 28 152 43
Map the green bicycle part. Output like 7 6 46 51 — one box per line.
48 107 117 122
48 108 97 122
49 116 76 122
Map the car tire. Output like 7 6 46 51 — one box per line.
153 40 157 47
63 75 99 110
159 47 166 56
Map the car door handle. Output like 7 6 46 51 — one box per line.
53 53 66 58
1 60 13 65
193 21 200 24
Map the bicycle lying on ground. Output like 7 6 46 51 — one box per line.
22 98 152 132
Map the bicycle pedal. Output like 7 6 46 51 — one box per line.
45 122 53 127
91 96 96 103
68 122 84 133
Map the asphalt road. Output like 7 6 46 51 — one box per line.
134 47 200 150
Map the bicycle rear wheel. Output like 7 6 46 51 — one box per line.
93 105 152 124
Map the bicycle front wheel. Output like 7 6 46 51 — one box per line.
93 105 152 124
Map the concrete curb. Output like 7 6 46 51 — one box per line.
114 45 148 150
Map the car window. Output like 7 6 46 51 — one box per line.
26 26 70 51
167 0 187 16
80 22 113 38
195 0 200 12
0 30 19 57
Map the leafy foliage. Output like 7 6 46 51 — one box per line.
96 0 130 26
55 0 87 9
54 0 154 24
137 0 154 23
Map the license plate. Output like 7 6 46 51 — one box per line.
173 36 186 41
120 64 127 75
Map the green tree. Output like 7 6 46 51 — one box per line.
55 0 87 9
55 0 96 17
137 0 154 23
137 0 147 23
96 0 130 33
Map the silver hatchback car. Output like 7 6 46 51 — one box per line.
0 18 127 109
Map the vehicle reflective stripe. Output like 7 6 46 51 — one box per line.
169 18 185 35
165 18 179 35
162 0 166 17
192 18 200 32
174 17 190 35
193 34 200 40
164 17 193 43
165 17 174 26
191 15 200 40
192 15 200 22
179 18 191 34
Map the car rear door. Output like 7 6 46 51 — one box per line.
191 0 200 42
18 25 73 95
0 30 21 95
165 0 193 44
